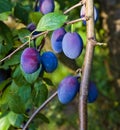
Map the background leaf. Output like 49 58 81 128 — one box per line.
29 12 43 25
8 94 25 114
0 0 12 13
34 81 48 107
14 3 30 24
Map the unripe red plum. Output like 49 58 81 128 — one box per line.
20 48 41 74
39 0 55 14
62 32 83 59
51 28 66 53
58 76 79 104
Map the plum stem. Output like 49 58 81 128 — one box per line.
79 0 95 130
22 91 58 130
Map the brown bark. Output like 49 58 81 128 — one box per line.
99 0 120 80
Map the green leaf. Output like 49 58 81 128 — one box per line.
0 0 12 13
36 12 67 31
0 21 13 45
8 94 25 114
0 21 13 55
7 111 24 128
12 66 26 86
18 85 31 105
36 35 44 47
4 51 22 66
14 4 30 24
0 115 10 130
18 28 31 43
43 77 54 86
0 78 11 91
34 81 48 106
0 12 11 21
29 12 43 25
21 64 42 84
37 113 49 123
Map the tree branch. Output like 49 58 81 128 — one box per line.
22 91 58 130
79 0 95 130
64 0 85 14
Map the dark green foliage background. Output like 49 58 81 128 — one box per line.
0 0 119 130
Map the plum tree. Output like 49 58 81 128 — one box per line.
39 0 55 14
58 76 79 104
51 27 66 53
80 5 98 25
88 82 98 103
62 32 83 59
41 51 58 73
20 48 41 74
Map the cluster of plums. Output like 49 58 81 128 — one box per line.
24 0 99 105
51 28 83 59
20 48 58 74
58 75 98 104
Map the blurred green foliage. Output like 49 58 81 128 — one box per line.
0 0 119 130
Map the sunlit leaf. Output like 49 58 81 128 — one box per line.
0 115 10 130
8 111 24 127
21 64 42 84
36 12 67 31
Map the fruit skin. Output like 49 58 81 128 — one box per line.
62 32 83 59
58 76 79 104
41 51 58 73
27 23 36 32
88 82 98 103
20 48 41 74
39 0 55 14
51 28 66 53
0 69 10 83
80 5 98 25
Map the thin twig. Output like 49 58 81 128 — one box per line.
22 91 58 130
65 17 86 25
63 0 86 14
0 31 48 63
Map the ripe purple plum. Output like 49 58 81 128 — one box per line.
27 23 36 32
58 76 79 104
62 32 83 59
88 82 98 103
80 5 98 25
20 48 41 74
51 28 66 53
39 0 55 14
41 51 58 73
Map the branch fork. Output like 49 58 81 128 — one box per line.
88 37 107 46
